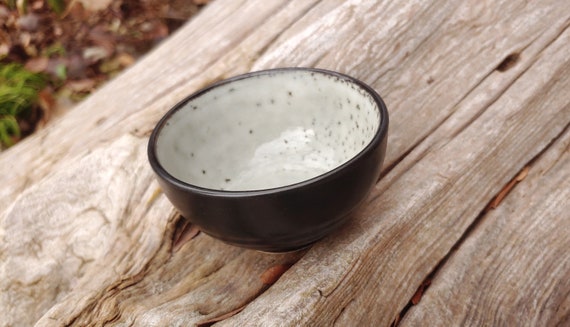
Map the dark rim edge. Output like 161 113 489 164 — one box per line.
147 67 389 197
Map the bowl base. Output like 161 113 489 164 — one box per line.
255 242 314 254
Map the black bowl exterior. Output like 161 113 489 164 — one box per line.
154 134 387 252
148 68 389 252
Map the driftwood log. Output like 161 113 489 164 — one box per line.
1 0 569 326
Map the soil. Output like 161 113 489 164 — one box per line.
0 0 209 141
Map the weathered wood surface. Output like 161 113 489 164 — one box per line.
0 0 569 326
400 117 570 326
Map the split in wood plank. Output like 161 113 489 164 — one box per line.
1 0 569 326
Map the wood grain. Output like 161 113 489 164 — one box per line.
0 0 569 326
220 15 570 327
400 125 570 327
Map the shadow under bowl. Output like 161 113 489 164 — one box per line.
148 67 388 252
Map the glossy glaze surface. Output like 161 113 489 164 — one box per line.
155 70 380 191
148 68 389 252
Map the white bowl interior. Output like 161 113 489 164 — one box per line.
155 70 381 191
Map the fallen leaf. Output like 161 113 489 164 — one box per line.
146 187 162 205
83 46 110 62
0 44 9 57
67 1 88 20
99 53 134 74
196 305 247 327
68 54 90 79
488 166 530 210
76 0 113 12
139 21 169 41
65 78 96 92
37 88 56 126
25 57 48 72
31 1 43 11
261 263 293 285
17 14 40 31
515 166 529 182
0 5 10 18
116 52 135 67
88 27 115 54
19 32 32 47
411 279 432 305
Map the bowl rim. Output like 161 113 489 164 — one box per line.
148 67 389 197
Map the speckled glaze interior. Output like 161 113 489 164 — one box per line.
155 69 381 191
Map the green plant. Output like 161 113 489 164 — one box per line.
6 0 66 14
0 63 46 148
43 42 66 57
47 0 66 15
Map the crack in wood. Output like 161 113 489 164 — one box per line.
486 166 530 210
519 120 570 173
496 52 521 72
62 214 179 325
332 297 355 326
196 283 277 326
315 255 363 300
191 251 308 326
538 124 570 177
172 215 201 252
376 120 437 183
3 1 569 325
377 19 569 198
196 304 248 327
390 120 570 327
447 26 566 143
260 263 294 285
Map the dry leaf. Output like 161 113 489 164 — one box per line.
88 27 115 54
65 79 96 92
515 166 529 182
0 44 9 57
19 32 31 47
488 166 530 210
83 46 110 62
31 1 43 11
261 263 293 285
116 53 135 67
0 5 10 18
76 0 113 12
17 14 40 31
411 279 431 305
25 57 48 72
67 1 88 20
35 89 56 129
147 187 162 205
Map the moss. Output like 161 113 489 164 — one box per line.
0 63 46 148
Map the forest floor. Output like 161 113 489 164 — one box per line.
0 0 209 148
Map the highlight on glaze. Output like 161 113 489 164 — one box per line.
155 70 381 191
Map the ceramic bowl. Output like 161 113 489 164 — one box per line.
148 68 388 252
